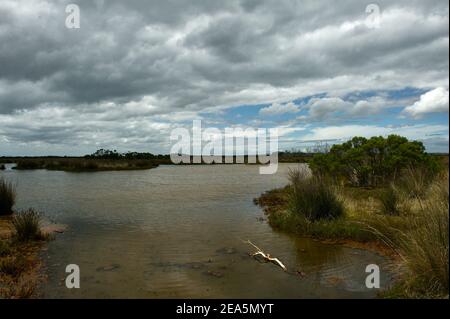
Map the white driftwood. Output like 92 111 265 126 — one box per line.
244 240 287 271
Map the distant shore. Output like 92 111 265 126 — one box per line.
0 152 317 172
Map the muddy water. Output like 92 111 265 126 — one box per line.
0 164 394 298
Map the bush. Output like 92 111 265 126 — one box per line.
378 185 400 216
309 135 438 187
12 209 44 242
0 178 16 215
287 167 343 221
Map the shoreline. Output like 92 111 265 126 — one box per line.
254 186 404 296
0 217 64 299
254 186 402 257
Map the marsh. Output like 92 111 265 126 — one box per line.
1 164 394 298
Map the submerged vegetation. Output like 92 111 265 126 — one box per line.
256 136 449 298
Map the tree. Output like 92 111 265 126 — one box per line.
309 135 438 187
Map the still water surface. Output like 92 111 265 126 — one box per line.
1 164 393 298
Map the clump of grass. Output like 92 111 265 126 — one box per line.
371 171 449 298
0 240 12 257
12 209 45 242
378 185 400 216
0 256 27 277
0 178 16 215
397 166 433 200
0 164 5 170
7 280 36 298
287 167 343 221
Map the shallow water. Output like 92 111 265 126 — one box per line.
1 164 394 298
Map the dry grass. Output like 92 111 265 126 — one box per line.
370 171 449 298
0 237 45 299
12 209 46 242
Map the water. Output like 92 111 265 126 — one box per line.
0 164 394 298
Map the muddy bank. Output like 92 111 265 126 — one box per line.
0 217 65 298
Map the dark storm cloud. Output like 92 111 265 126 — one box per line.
0 0 448 154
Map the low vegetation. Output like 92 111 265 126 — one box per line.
287 167 343 221
376 171 449 298
378 185 401 216
0 210 47 298
12 209 46 242
12 157 163 171
256 135 448 298
0 180 48 298
0 178 16 215
0 238 44 298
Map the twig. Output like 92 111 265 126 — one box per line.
243 239 287 271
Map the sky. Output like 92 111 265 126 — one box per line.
0 0 448 156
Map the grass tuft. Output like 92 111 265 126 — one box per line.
378 185 400 216
0 178 16 215
12 209 45 242
287 167 343 221
0 240 12 257
0 255 27 278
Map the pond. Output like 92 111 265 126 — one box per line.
0 164 394 298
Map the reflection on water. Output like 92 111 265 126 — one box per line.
0 164 394 298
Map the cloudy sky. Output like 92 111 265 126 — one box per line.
0 0 448 156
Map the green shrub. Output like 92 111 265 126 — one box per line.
0 178 16 215
12 209 44 242
287 167 343 221
309 135 437 187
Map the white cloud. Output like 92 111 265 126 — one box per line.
0 0 448 154
259 102 300 116
299 95 390 120
403 87 449 118
302 124 449 142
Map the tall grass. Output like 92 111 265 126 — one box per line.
378 185 400 216
12 209 45 242
372 171 449 297
287 167 343 221
397 166 434 200
0 178 16 215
